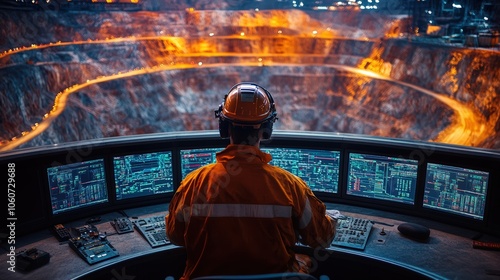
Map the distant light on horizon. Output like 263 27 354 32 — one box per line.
292 0 304 8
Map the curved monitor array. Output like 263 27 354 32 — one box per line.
174 146 490 221
1 131 499 236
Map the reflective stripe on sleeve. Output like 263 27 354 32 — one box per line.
191 203 292 218
298 198 312 229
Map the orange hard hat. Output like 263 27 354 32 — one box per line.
217 83 276 125
215 83 278 139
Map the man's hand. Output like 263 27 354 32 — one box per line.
326 209 346 220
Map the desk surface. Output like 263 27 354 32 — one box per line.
1 203 500 280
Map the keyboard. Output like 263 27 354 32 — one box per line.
331 216 373 250
133 215 170 248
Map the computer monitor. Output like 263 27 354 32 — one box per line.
47 159 108 215
423 163 489 220
264 148 341 193
113 151 174 200
180 147 222 178
347 153 418 205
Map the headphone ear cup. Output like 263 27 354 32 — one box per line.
260 121 273 140
219 118 229 138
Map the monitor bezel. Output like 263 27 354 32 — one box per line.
342 149 420 211
261 140 344 202
112 150 176 203
261 146 342 196
44 157 111 224
415 151 495 227
421 161 490 221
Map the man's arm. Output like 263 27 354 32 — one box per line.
297 191 337 249
165 192 186 246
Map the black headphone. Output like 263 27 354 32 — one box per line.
214 83 277 139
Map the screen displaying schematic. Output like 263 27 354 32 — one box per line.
347 153 418 205
113 151 174 200
47 159 108 215
180 148 221 178
423 163 489 220
264 148 341 193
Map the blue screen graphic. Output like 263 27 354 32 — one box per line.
347 153 418 205
47 159 108 214
423 163 489 220
114 151 174 200
180 148 221 178
264 148 340 193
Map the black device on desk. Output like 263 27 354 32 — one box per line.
332 216 373 250
16 248 51 272
68 224 119 265
111 217 134 234
133 215 170 248
52 223 71 241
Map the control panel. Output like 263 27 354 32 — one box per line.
133 215 170 248
332 216 373 250
68 224 119 264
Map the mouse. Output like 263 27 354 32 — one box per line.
397 222 430 241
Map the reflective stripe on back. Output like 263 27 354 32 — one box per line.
191 203 292 218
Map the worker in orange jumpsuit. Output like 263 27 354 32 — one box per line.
166 83 338 279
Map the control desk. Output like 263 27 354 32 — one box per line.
1 203 499 280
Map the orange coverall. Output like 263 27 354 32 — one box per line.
166 144 336 279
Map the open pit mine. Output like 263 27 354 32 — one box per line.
0 8 499 151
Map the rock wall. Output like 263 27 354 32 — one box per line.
363 39 500 148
